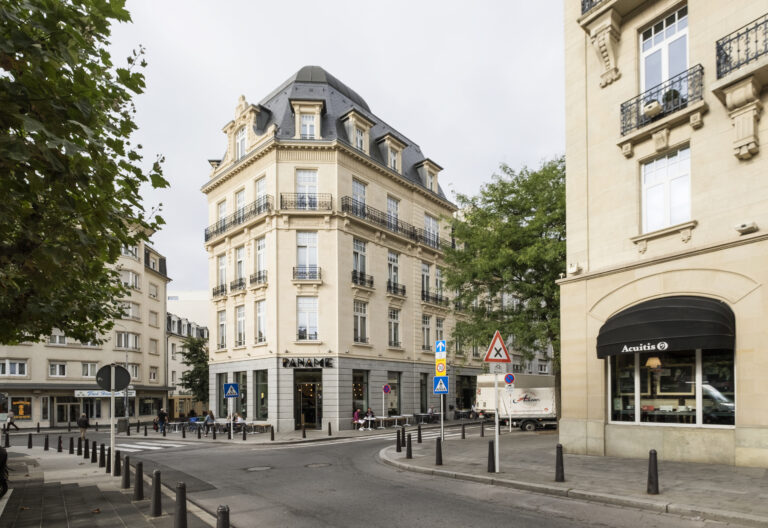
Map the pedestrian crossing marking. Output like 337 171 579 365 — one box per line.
435 379 447 392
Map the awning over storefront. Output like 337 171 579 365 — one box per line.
596 296 735 358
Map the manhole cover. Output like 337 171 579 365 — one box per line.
246 466 272 472
305 463 331 468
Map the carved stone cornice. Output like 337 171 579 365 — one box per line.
723 77 763 160
589 9 622 88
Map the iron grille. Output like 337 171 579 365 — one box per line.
716 13 768 78
280 193 332 211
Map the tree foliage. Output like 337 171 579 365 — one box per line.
0 0 167 344
179 337 209 405
444 157 565 371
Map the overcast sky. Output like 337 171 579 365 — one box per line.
109 0 565 293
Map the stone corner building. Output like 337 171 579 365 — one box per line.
202 66 483 432
561 0 768 466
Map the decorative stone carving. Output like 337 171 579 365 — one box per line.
689 111 703 129
621 142 633 158
652 128 670 152
589 10 622 88
723 77 763 160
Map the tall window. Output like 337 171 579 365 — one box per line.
642 146 690 233
436 318 444 342
128 363 140 379
353 238 366 274
235 189 245 221
388 251 399 284
388 308 400 346
424 214 439 246
387 196 399 230
421 262 431 294
352 179 366 206
149 339 158 355
254 370 269 420
255 300 266 343
235 127 246 160
256 237 266 273
386 372 401 415
389 149 398 171
121 244 138 259
120 270 140 290
255 177 266 203
119 301 139 321
422 315 431 350
217 373 228 418
235 246 245 280
353 300 367 343
435 268 443 294
300 114 316 139
149 310 158 327
297 232 318 278
217 310 226 349
217 254 227 286
149 283 158 299
352 370 368 414
296 169 317 209
149 367 158 381
217 200 226 222
426 172 435 191
641 6 688 92
236 305 245 346
297 297 318 340
355 127 365 150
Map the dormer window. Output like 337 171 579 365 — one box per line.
291 100 324 140
301 114 316 139
426 172 435 192
389 149 398 170
356 128 365 150
235 127 246 160
415 159 443 195
342 109 373 155
377 133 406 174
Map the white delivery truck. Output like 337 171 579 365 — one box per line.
475 374 557 431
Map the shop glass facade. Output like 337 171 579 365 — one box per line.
386 371 401 415
234 371 247 418
352 370 368 414
254 370 268 420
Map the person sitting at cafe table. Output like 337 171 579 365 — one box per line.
353 408 365 430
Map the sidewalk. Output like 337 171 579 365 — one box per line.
379 429 768 527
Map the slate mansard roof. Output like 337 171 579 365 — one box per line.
250 65 451 204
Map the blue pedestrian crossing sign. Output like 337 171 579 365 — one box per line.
224 383 239 398
435 340 446 353
433 376 449 394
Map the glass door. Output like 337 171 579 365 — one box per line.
294 369 322 429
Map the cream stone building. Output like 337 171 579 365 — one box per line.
0 241 171 427
561 1 768 466
202 66 482 432
166 312 209 419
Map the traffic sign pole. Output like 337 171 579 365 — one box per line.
110 364 115 474
441 394 444 443
494 371 499 473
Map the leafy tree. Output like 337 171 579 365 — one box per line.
444 157 565 372
0 0 167 344
179 337 209 406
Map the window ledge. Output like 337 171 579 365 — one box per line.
215 347 227 353
232 345 246 351
618 100 708 158
254 341 268 347
293 340 323 345
388 346 405 352
630 220 698 254
352 342 373 348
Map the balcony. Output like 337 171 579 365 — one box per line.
716 13 768 79
230 278 246 292
386 280 406 297
580 0 604 14
293 266 322 280
297 329 319 341
212 284 227 298
280 193 332 211
351 270 374 288
421 289 450 307
204 195 273 242
341 197 454 251
620 64 704 136
250 270 267 286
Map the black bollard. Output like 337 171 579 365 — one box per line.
68 421 71 432
99 444 105 467
217 505 230 528
44 434 49 451
106 448 111 473
77 437 82 455
175 481 188 528
461 423 465 439
57 436 62 452
213 427 217 440
270 427 274 441
28 432 32 449
137 421 141 433
36 422 40 433
197 426 201 440
242 426 246 441
114 449 121 477
91 441 97 463
151 470 162 517
144 425 148 436
395 428 402 453
328 422 332 436
121 455 130 489
133 462 144 501
182 425 186 439
68 437 74 454
555 443 565 482
3 432 9 448
647 449 659 495
480 421 485 438
406 433 413 459
417 424 422 444
488 440 495 473
127 423 131 437
96 422 99 432
163 425 167 438
83 438 89 459
301 423 305 439
435 437 443 466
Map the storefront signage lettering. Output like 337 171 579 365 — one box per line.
282 358 334 368
620 341 669 353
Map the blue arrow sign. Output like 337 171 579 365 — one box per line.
433 376 449 394
435 340 446 353
224 383 239 398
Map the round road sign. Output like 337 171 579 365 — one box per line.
436 362 446 374
382 384 391 394
504 373 515 385
96 364 131 392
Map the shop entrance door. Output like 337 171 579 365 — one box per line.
294 369 322 429
55 402 80 426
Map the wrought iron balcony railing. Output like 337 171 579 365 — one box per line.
421 344 432 351
255 334 266 344
204 195 273 242
716 13 768 78
250 270 267 285
212 284 227 298
620 64 704 136
280 193 332 211
230 278 246 292
351 270 374 288
389 340 401 348
353 335 369 344
297 329 319 341
386 280 406 296
421 289 450 306
581 0 605 15
293 266 321 280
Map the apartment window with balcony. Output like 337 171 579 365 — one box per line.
121 270 140 290
149 339 158 355
387 196 399 230
235 246 245 280
352 178 366 206
353 300 368 343
355 127 365 150
353 238 366 276
256 237 266 273
255 300 266 343
255 177 266 202
235 127 246 160
149 310 158 327
436 318 444 342
421 262 431 295
297 297 318 340
297 232 318 278
435 268 443 295
49 362 66 377
0 360 27 376
235 189 246 222
642 146 690 233
217 200 227 222
424 214 439 247
388 308 400 347
149 367 158 381
128 363 140 380
82 362 97 377
236 305 245 346
116 332 140 350
387 251 399 286
422 315 431 350
300 114 316 139
641 6 688 93
217 310 226 350
296 169 318 209
217 254 227 286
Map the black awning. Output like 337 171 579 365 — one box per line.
596 296 735 358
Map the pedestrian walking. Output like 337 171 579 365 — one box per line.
5 411 19 431
157 408 168 434
76 413 89 441
204 410 215 437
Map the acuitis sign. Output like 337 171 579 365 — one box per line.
620 341 669 354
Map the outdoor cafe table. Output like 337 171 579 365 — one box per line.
414 413 430 424
363 417 375 431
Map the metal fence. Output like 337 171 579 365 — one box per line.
716 13 768 78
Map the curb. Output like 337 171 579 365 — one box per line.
377 447 768 528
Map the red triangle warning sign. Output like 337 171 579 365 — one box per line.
483 330 511 363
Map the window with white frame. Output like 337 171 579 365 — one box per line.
352 178 366 207
149 339 158 355
256 237 266 273
641 6 688 93
235 246 245 280
120 270 141 290
389 148 398 171
171 371 176 383
436 318 444 342
116 332 140 350
424 214 439 246
387 196 399 230
149 310 158 327
149 283 158 299
171 342 176 360
421 262 431 294
236 305 245 346
353 238 366 274
297 232 318 277
48 331 66 345
422 315 431 350
49 362 66 377
235 127 246 160
235 189 246 221
255 177 266 202
538 363 548 374
388 251 399 285
149 256 157 270
296 170 318 209
121 244 138 259
353 300 367 343
0 360 27 376
435 268 443 294
82 362 97 377
217 254 227 286
300 114 316 139
388 308 400 346
355 127 365 150
128 363 140 379
297 297 318 340
149 367 158 381
426 172 435 191
642 146 690 233
217 310 226 349
119 301 140 320
255 300 266 343
217 200 226 222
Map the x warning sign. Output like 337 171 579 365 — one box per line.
483 330 511 363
